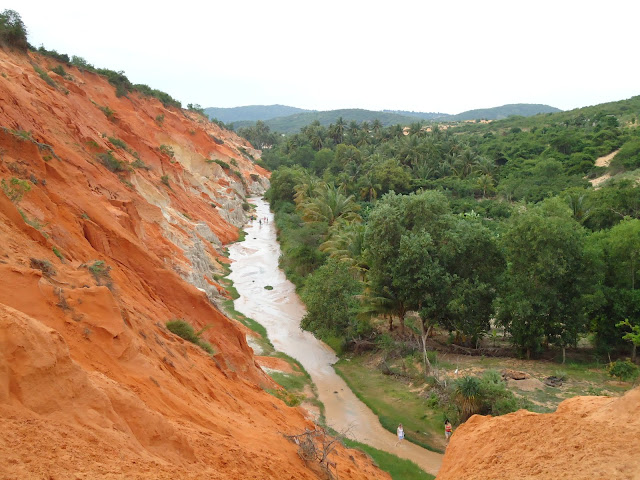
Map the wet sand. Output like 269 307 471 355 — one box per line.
228 197 442 476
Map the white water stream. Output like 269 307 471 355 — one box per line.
228 197 442 476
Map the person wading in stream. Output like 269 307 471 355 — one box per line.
395 423 404 446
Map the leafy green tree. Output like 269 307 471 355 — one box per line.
497 199 592 359
264 166 304 210
0 10 28 50
301 258 365 339
589 219 640 358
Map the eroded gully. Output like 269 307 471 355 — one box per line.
228 197 442 476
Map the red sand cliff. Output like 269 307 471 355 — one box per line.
437 386 640 480
0 48 389 480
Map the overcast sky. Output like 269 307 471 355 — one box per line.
11 0 640 114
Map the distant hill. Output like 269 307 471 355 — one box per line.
204 104 311 123
213 103 562 133
441 103 561 121
382 109 449 120
234 109 423 134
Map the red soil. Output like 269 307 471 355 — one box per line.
0 48 388 480
437 387 640 480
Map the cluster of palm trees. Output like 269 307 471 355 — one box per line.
277 118 500 202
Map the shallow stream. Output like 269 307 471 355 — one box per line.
228 197 442 476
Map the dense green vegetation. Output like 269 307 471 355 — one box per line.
0 10 28 51
258 96 640 432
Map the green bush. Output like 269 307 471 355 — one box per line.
97 151 125 172
608 359 639 381
166 319 214 355
51 65 67 77
131 158 150 170
160 175 170 186
208 159 230 170
0 9 28 50
133 84 181 108
32 64 56 87
159 144 174 158
107 136 128 150
99 105 115 119
71 55 94 72
1 177 31 202
452 371 521 420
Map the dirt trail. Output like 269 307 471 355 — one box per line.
589 149 619 187
594 149 619 167
228 197 443 476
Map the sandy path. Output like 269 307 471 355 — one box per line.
228 197 442 476
594 149 619 167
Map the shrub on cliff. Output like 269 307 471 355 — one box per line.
0 10 28 51
166 319 214 355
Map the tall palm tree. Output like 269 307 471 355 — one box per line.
371 119 383 136
320 221 368 277
299 183 361 226
476 174 495 198
293 172 322 206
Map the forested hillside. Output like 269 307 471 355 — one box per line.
204 104 310 123
255 96 640 363
235 109 422 134
441 103 561 121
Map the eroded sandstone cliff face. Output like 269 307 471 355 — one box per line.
0 48 389 480
437 386 640 480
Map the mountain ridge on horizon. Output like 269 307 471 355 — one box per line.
207 103 562 133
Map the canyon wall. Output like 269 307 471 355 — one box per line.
0 47 388 480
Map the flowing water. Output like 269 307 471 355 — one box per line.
228 197 442 476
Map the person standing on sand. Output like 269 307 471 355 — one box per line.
444 419 452 442
395 423 404 446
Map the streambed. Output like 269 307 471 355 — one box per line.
227 197 442 476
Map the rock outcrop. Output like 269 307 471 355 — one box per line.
0 47 388 480
437 387 640 480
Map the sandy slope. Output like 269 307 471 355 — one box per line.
0 47 388 479
437 387 640 480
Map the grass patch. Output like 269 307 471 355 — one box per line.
334 357 444 453
99 105 115 119
32 63 56 87
52 246 64 261
107 136 128 150
166 319 215 355
342 437 435 480
264 285 274 290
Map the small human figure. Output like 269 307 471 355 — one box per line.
395 423 404 446
259 219 262 226
444 419 452 442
